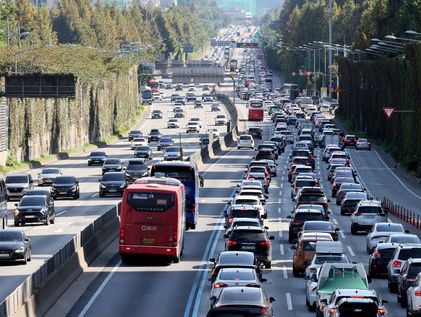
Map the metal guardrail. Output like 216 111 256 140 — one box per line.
382 197 421 229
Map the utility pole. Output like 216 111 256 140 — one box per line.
328 0 333 97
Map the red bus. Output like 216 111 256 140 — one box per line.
119 177 186 263
148 79 159 93
248 99 264 121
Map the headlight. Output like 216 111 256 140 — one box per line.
101 184 106 189
40 209 46 215
13 209 19 216
71 186 77 191
14 247 25 253
120 184 126 189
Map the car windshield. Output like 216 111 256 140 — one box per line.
233 221 259 228
42 169 60 174
54 177 75 185
102 173 125 181
219 270 255 280
314 255 348 264
376 224 403 232
235 199 258 205
295 213 323 221
166 147 180 153
19 196 45 206
240 136 251 140
231 231 266 242
130 131 141 135
399 248 421 260
391 236 420 244
0 231 22 242
296 180 316 187
358 207 382 214
90 152 106 157
304 222 333 231
105 159 120 165
408 264 421 278
6 175 28 183
298 194 326 202
127 162 146 170
137 146 149 151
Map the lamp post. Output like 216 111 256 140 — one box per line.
328 0 333 96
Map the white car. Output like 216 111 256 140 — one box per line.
186 122 200 133
37 168 62 186
356 138 372 150
167 118 180 129
366 222 406 253
215 114 228 126
190 118 202 128
407 272 421 317
131 137 148 150
237 134 254 149
210 268 264 298
231 195 266 219
351 200 388 234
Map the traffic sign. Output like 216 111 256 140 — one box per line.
383 107 396 119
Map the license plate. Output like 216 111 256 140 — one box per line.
242 245 255 250
25 215 36 218
0 254 9 258
365 215 376 219
108 189 117 192
60 191 67 194
142 238 155 245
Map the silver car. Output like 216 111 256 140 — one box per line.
37 168 62 186
350 200 387 234
387 245 421 292
366 222 407 253
210 268 265 298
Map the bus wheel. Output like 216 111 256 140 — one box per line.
173 256 180 264
190 224 196 230
120 254 131 264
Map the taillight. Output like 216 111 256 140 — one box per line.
228 217 234 223
329 307 336 314
415 290 421 296
378 308 385 315
191 203 195 214
259 240 270 247
260 307 270 314
213 283 228 289
119 228 125 243
227 240 237 247
374 252 381 258
246 283 260 288
332 184 336 189
393 260 402 268
291 220 300 225
172 231 177 247
354 212 361 217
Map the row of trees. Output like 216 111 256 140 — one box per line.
0 0 228 63
262 0 421 84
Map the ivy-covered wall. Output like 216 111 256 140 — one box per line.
8 66 138 162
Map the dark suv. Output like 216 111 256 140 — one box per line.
224 204 261 228
397 258 421 306
295 187 330 217
224 226 274 268
5 174 34 201
14 195 56 226
248 127 263 140
125 159 148 183
51 176 80 199
151 109 163 119
148 129 162 142
287 210 324 243
87 151 107 166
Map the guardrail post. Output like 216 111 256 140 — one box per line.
418 215 420 229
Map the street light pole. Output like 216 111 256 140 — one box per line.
328 0 333 97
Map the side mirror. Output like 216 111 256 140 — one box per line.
269 235 275 240
327 199 331 202
368 275 372 283
304 275 310 281
98 179 102 182
286 215 291 219
209 258 216 264
264 226 269 230
290 245 297 250
24 238 30 242
14 203 18 207
327 211 331 214
405 229 410 233
223 234 229 239
381 299 388 305
76 180 79 184
210 296 217 303
264 194 269 199
269 297 276 303
335 227 340 232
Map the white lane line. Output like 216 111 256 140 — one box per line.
340 231 346 239
279 190 282 196
286 292 293 310
57 210 68 216
78 260 122 317
91 193 98 198
54 228 63 233
282 266 288 279
347 246 355 257
76 201 84 206
280 183 283 189
332 218 338 225
372 150 421 200
278 198 282 203
278 229 283 238
279 244 284 256
281 176 284 181
277 207 281 213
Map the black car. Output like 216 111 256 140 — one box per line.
88 151 107 166
134 146 153 160
125 159 148 183
224 226 274 268
148 129 162 143
102 158 123 175
128 130 142 141
175 84 183 91
0 230 31 264
208 287 275 317
269 136 286 153
255 149 274 161
99 172 128 197
209 251 261 283
174 96 186 105
194 101 203 109
14 195 56 226
174 109 185 118
187 94 197 102
151 109 163 119
249 127 263 140
51 176 80 199
287 210 324 243
368 242 398 277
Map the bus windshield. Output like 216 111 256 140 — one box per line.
127 192 175 212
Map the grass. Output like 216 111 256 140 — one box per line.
0 105 146 175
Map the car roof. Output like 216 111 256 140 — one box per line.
357 200 381 206
300 232 333 241
218 251 255 264
216 287 265 306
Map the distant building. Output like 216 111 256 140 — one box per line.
216 0 256 16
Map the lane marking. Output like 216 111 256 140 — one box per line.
282 265 288 279
332 218 338 225
339 231 346 239
77 260 122 317
279 244 284 256
277 207 281 214
286 292 293 310
54 228 63 233
57 210 68 216
76 201 84 206
347 246 355 257
91 193 98 198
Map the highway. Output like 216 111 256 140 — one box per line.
3 24 421 317
0 88 232 302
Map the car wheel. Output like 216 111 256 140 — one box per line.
351 225 357 235
340 209 345 216
44 217 49 226
14 221 19 227
292 266 299 277
27 250 31 262
265 261 271 269
173 255 180 263
50 217 55 224
22 253 27 265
